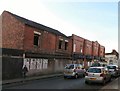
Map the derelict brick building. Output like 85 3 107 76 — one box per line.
0 11 105 79
1 11 71 79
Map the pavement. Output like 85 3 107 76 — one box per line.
2 73 63 86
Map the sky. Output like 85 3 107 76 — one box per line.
0 0 119 53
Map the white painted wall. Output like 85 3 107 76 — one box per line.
105 54 118 65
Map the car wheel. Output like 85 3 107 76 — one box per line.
83 74 85 77
64 76 67 79
109 77 111 82
75 74 78 79
85 81 89 84
116 72 119 77
119 73 120 76
102 80 106 85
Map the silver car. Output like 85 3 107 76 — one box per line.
107 65 120 77
85 67 111 85
64 64 85 79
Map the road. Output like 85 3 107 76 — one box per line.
3 76 119 90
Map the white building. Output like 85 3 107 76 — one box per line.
105 50 119 65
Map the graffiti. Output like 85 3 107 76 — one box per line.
23 58 48 70
30 59 36 69
43 59 48 69
23 58 30 70
36 59 42 70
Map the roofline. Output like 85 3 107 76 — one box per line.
5 10 68 38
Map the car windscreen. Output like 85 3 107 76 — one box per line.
87 68 101 73
65 64 74 69
107 66 116 69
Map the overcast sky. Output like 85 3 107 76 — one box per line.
0 0 119 53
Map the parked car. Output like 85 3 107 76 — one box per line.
64 64 86 79
91 62 107 67
85 67 111 85
107 65 120 77
91 62 101 67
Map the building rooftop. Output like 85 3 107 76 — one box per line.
5 11 68 38
105 49 119 58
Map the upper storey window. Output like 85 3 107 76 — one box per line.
59 40 63 49
65 40 68 50
34 31 41 46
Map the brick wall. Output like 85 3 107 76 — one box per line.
42 31 56 53
72 34 84 54
68 36 73 54
99 45 105 57
55 36 70 54
24 25 57 54
24 25 34 51
92 41 100 57
84 39 92 55
24 25 70 55
2 11 25 50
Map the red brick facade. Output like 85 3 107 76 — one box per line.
24 25 57 54
72 34 84 54
99 45 105 58
55 36 69 54
1 11 105 59
1 11 107 79
92 41 100 57
1 11 70 58
1 10 106 65
84 39 92 56
24 25 34 51
2 11 25 50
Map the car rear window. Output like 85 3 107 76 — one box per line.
65 64 74 69
87 68 101 73
107 66 116 69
